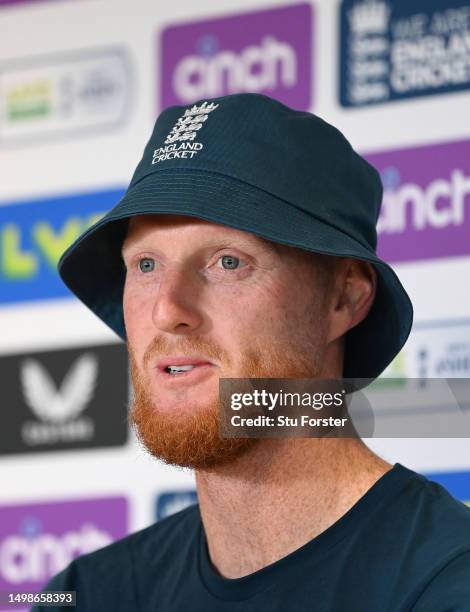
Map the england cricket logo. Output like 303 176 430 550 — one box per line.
152 101 219 164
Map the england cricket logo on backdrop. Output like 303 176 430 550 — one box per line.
340 0 470 107
152 101 219 164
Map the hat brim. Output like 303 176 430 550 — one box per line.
58 168 413 380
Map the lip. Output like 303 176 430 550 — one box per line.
156 356 215 372
154 360 216 386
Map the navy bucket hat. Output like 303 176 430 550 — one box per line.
58 92 413 380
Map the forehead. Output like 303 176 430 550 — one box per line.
122 214 277 251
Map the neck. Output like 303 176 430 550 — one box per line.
195 438 392 578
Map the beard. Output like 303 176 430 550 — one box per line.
128 329 328 471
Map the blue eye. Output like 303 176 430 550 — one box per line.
220 255 240 270
139 258 155 273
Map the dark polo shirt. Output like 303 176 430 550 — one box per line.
32 463 470 611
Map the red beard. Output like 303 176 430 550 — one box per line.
129 332 326 470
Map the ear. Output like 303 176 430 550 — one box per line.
327 259 377 344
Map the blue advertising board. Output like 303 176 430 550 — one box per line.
0 188 124 304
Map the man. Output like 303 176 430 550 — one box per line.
34 93 470 610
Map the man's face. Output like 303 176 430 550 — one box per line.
122 214 333 469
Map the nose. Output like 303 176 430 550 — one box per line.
151 266 204 334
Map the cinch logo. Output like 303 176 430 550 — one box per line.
378 169 470 233
365 138 470 263
172 36 297 102
0 498 128 591
0 187 124 304
1 523 111 583
159 4 313 111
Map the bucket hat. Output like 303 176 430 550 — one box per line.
58 92 413 381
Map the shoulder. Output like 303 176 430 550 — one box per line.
392 467 470 608
33 504 200 609
401 468 470 546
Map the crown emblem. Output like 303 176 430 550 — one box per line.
164 101 219 145
347 1 390 35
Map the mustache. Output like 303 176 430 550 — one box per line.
140 335 231 369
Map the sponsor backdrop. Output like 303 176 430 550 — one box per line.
0 498 128 594
1 0 470 599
